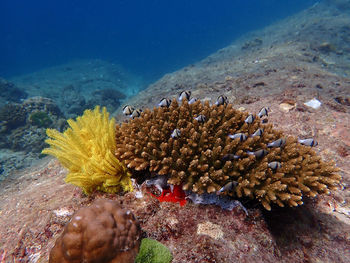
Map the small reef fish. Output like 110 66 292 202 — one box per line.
194 115 206 123
185 192 247 214
251 128 264 137
215 95 228 106
245 114 255 124
158 98 171 107
267 138 286 148
145 175 168 193
216 181 238 195
179 91 191 101
247 149 268 158
268 161 282 170
122 105 134 116
222 154 240 162
258 107 269 118
171 129 181 138
188 97 198 104
228 133 247 141
131 109 142 118
298 138 318 147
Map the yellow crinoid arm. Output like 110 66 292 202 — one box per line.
42 106 133 194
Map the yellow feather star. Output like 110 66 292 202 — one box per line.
42 106 133 194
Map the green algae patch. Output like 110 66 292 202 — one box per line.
29 111 52 127
135 238 173 263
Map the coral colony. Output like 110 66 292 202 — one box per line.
117 92 340 210
49 199 141 263
43 91 340 211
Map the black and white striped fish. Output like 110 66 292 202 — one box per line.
228 133 247 141
245 114 255 124
258 107 269 118
298 138 318 147
194 115 206 123
171 129 181 138
251 128 264 137
222 154 240 162
216 181 238 195
158 98 171 107
267 138 286 148
268 161 282 170
179 91 191 101
188 97 198 104
122 105 134 116
131 109 142 118
215 95 228 106
247 149 268 158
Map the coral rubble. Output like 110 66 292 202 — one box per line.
49 199 141 263
115 98 341 210
42 106 133 194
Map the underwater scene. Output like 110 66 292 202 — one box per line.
0 0 349 262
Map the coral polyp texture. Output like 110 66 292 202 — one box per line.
49 199 141 263
115 99 340 210
42 106 133 194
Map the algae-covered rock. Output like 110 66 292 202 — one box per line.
135 238 173 263
0 103 27 130
29 111 53 128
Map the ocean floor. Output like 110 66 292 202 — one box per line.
0 1 350 262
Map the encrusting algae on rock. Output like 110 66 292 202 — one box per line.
42 106 133 194
116 96 341 210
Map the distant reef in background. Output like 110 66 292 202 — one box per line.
0 60 141 179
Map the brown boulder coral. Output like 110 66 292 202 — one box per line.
115 98 341 210
49 199 141 263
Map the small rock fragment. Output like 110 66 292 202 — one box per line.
197 221 224 240
304 98 322 109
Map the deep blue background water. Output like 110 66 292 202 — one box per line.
0 0 316 83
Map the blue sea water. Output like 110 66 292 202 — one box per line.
0 0 317 84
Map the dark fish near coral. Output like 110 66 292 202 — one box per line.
216 181 238 194
258 107 269 118
186 192 248 214
222 154 240 162
215 95 228 106
268 161 282 170
131 109 142 119
251 128 264 137
194 115 206 123
171 129 181 138
122 105 134 116
245 114 255 124
188 97 198 104
158 98 171 107
267 138 286 148
179 91 191 101
298 138 318 147
247 149 268 158
145 175 168 192
228 133 247 141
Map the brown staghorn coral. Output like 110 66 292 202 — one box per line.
49 199 141 263
115 99 340 210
